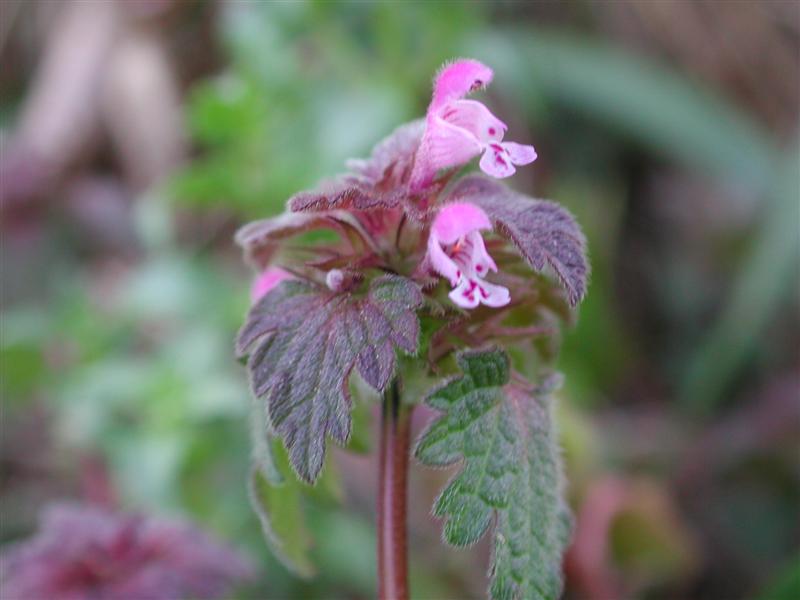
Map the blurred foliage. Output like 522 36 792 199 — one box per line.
173 1 483 217
2 197 252 522
757 556 800 600
681 141 800 411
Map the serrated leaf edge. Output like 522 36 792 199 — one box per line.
413 347 511 549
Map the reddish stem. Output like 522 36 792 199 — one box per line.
377 379 411 600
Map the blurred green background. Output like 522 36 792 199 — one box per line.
1 1 798 599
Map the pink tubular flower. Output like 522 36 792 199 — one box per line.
427 202 510 309
251 267 293 303
410 59 537 190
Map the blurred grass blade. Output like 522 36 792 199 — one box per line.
680 142 800 412
467 29 777 192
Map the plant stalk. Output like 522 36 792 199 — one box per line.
377 379 411 600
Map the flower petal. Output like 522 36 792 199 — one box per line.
476 279 511 307
448 278 481 309
427 232 461 286
439 100 506 143
415 116 483 182
251 268 293 303
466 230 498 275
432 202 492 245
503 141 537 165
479 144 516 178
431 59 494 111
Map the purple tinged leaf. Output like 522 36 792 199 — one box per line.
355 302 395 391
345 120 425 189
289 182 399 212
236 281 318 356
237 275 423 483
445 175 589 306
235 211 353 270
248 391 342 579
289 121 425 213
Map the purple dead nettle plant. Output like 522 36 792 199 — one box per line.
236 59 588 600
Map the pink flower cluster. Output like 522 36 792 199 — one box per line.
410 59 535 308
427 202 510 309
247 59 540 311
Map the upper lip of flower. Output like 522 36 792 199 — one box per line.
434 99 507 144
410 59 538 190
251 267 293 303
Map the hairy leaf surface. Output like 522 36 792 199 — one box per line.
248 392 344 577
289 120 424 213
446 175 589 306
345 119 424 189
247 391 315 577
289 182 401 212
415 348 571 600
235 211 357 269
238 275 423 483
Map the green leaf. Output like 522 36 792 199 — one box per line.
415 348 571 600
249 460 315 578
238 275 423 483
248 394 344 578
343 392 373 455
756 555 800 600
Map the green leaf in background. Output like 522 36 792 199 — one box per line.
172 1 484 219
248 372 348 579
249 442 316 579
415 348 570 600
681 142 800 412
756 555 800 600
0 309 49 402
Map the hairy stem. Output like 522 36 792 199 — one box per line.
377 379 411 600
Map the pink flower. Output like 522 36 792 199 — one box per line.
251 267 293 303
427 202 510 309
410 59 537 190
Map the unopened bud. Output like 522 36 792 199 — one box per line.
326 269 345 291
325 269 363 292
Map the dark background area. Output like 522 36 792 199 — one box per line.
1 2 798 599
